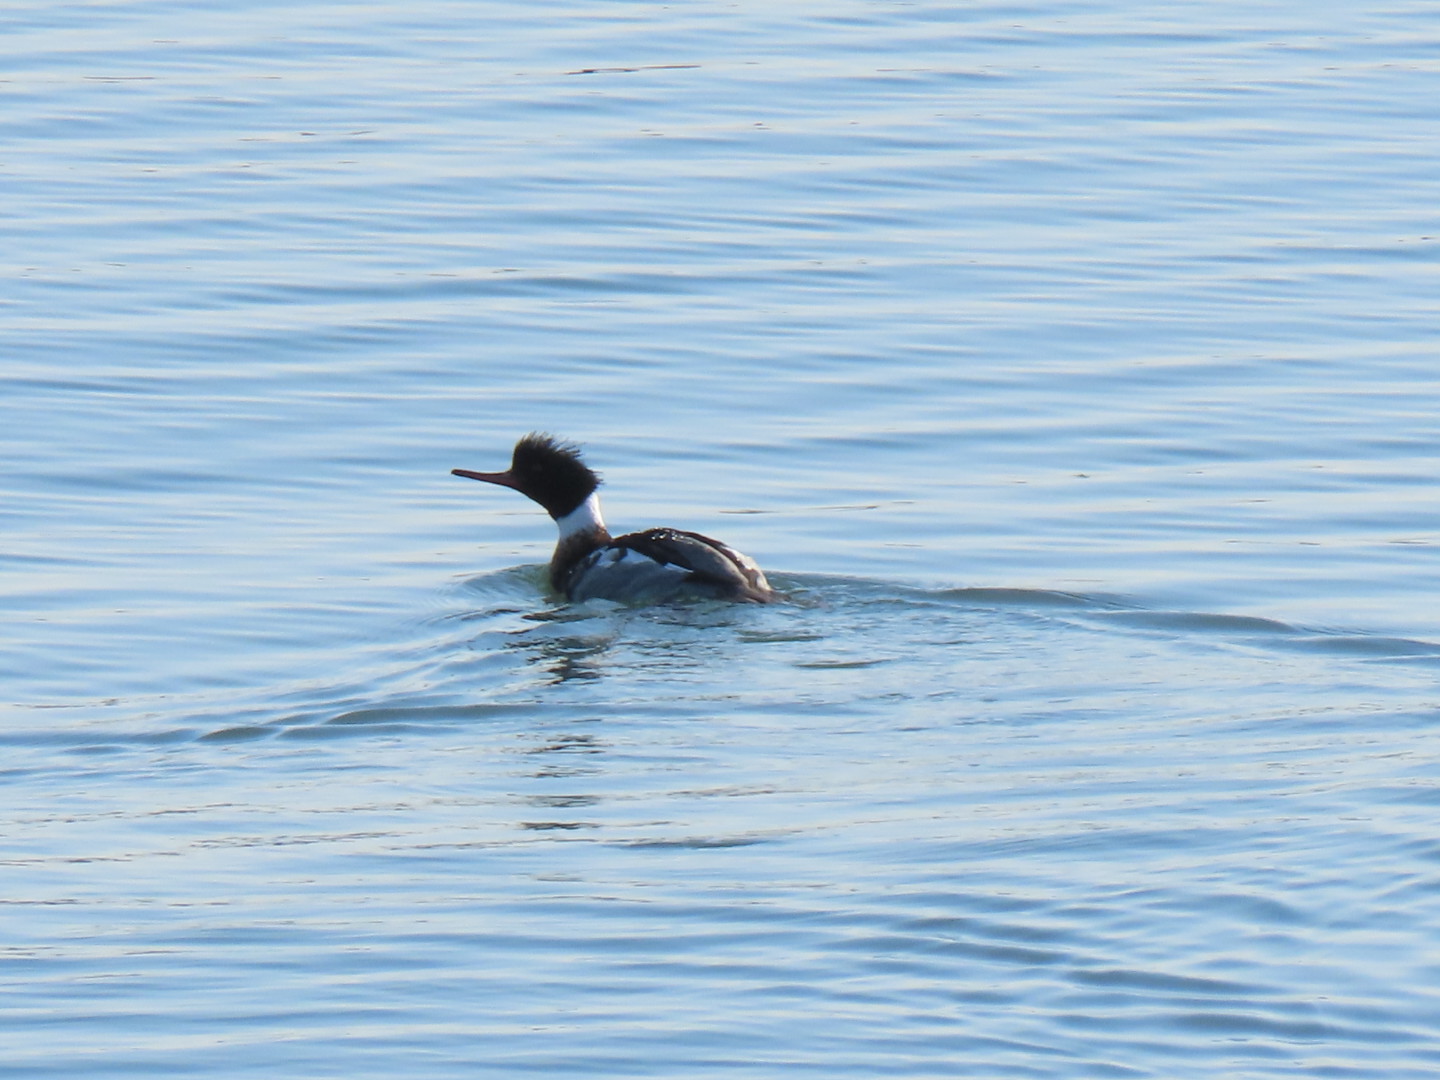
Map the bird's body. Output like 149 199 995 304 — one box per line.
453 434 775 605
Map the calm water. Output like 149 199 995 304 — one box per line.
4 1 1440 1076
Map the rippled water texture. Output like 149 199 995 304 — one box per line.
4 1 1440 1077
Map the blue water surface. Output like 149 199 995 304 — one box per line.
3 1 1440 1077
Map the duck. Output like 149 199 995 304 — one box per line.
453 433 776 604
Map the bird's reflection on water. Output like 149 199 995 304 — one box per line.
500 597 756 686
508 623 615 684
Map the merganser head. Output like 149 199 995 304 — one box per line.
452 432 601 520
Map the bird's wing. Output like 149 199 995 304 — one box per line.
612 528 773 600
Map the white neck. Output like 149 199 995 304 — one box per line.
554 492 606 539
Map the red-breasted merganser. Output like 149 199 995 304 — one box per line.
452 433 776 604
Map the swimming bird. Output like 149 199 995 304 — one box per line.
452 433 776 604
